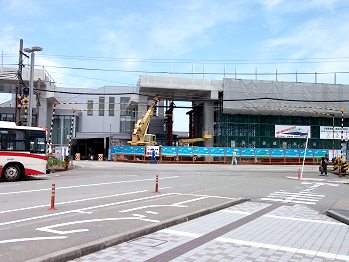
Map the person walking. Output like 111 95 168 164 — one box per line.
149 149 158 164
319 154 329 176
231 151 238 165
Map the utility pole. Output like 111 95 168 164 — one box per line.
35 78 41 127
15 39 24 125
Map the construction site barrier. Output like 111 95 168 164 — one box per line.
110 146 331 165
98 154 103 161
75 153 80 161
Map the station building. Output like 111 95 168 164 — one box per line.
1 68 349 159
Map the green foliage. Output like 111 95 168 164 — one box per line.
48 156 61 167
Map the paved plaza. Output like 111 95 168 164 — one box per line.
72 201 349 262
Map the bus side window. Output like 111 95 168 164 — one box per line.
0 129 8 150
29 130 46 153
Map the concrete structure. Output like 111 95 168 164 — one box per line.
2 70 349 157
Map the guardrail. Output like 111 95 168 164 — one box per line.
110 146 328 165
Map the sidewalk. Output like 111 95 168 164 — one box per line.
71 201 349 262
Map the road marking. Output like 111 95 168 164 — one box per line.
0 236 67 244
173 197 209 206
0 176 179 196
119 204 187 213
119 196 209 213
273 191 325 197
260 198 318 205
132 214 146 218
146 211 158 214
0 190 148 215
159 187 172 190
0 193 177 227
37 217 159 235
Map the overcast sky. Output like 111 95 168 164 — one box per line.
1 0 349 131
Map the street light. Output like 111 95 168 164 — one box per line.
24 46 43 126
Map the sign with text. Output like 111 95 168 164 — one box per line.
146 146 160 156
275 125 311 138
320 126 349 140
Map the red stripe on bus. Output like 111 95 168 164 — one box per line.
0 152 48 161
25 169 45 175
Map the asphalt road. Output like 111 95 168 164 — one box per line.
0 161 348 261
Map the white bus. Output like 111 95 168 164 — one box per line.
0 121 48 182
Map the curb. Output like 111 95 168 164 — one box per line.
27 198 247 262
326 209 349 226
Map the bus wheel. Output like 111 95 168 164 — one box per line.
3 164 21 182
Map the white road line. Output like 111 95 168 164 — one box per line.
0 236 67 244
0 190 148 215
268 194 322 201
0 193 177 227
159 187 172 190
119 204 186 213
120 196 209 212
260 198 317 205
37 217 159 235
174 197 209 206
0 176 179 196
276 191 325 197
146 211 158 214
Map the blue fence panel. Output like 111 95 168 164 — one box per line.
162 146 177 156
313 149 328 158
226 148 241 156
194 147 209 156
285 149 299 158
111 146 124 154
241 148 255 157
299 149 314 157
123 146 135 155
111 146 329 159
255 148 271 157
271 149 285 158
209 147 225 156
177 147 194 156
134 146 145 155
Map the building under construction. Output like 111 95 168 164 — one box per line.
1 69 349 159
138 76 349 152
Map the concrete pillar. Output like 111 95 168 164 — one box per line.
203 101 214 147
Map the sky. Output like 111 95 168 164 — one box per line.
1 0 349 131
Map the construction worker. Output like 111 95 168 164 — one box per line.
232 151 238 165
149 149 158 164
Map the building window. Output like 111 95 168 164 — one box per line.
120 97 130 115
119 97 136 133
87 100 93 116
109 97 114 116
0 113 15 122
99 97 105 116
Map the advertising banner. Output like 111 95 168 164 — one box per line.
320 126 349 140
275 125 311 138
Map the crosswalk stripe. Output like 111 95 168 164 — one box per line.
260 198 317 205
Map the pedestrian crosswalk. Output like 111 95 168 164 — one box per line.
261 177 343 205
260 190 325 205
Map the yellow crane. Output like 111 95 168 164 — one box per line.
178 131 212 146
127 97 161 146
